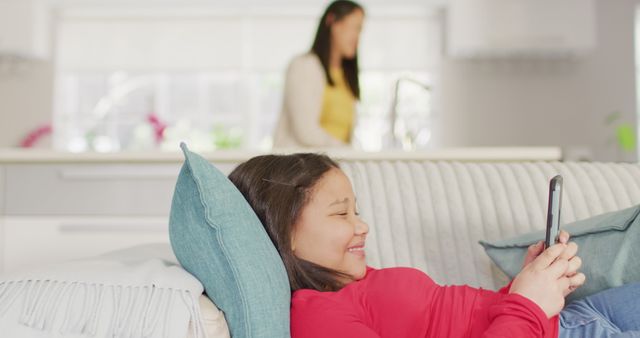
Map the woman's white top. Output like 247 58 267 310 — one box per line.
273 53 348 148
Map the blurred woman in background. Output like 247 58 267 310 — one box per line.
273 0 364 148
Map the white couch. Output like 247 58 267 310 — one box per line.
192 159 640 337
3 156 639 338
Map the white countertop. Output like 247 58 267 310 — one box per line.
0 147 563 163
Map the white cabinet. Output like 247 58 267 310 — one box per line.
0 166 5 273
3 216 170 273
0 217 4 272
447 0 596 58
0 0 50 59
4 164 181 216
0 162 187 274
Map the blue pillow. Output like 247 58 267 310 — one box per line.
169 143 290 338
480 204 640 301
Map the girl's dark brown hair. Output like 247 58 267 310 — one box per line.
228 153 352 292
311 0 363 99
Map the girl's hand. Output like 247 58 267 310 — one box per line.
536 230 583 281
522 240 544 268
510 243 585 318
522 230 574 268
555 231 584 292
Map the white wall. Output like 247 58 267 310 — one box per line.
437 0 640 162
1 0 639 161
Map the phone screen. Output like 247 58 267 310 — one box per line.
545 175 563 249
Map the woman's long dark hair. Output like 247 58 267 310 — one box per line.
311 0 363 99
228 153 353 292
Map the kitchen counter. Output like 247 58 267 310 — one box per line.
0 145 562 274
0 147 563 163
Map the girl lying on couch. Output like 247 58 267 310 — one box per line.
228 153 640 338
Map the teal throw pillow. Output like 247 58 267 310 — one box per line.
480 204 640 301
169 143 290 338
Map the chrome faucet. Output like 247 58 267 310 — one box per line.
388 77 431 150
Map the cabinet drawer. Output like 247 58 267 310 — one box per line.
0 165 5 214
5 164 182 216
2 216 171 273
0 217 4 273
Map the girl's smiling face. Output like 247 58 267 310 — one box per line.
291 168 369 282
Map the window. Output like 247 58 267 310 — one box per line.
53 4 442 152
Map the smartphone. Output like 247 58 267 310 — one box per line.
544 175 563 249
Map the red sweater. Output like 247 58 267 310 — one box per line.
291 267 558 338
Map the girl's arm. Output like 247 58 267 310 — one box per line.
481 293 552 338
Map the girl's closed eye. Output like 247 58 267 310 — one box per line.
332 210 359 217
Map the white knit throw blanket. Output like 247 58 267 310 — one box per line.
0 244 205 338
